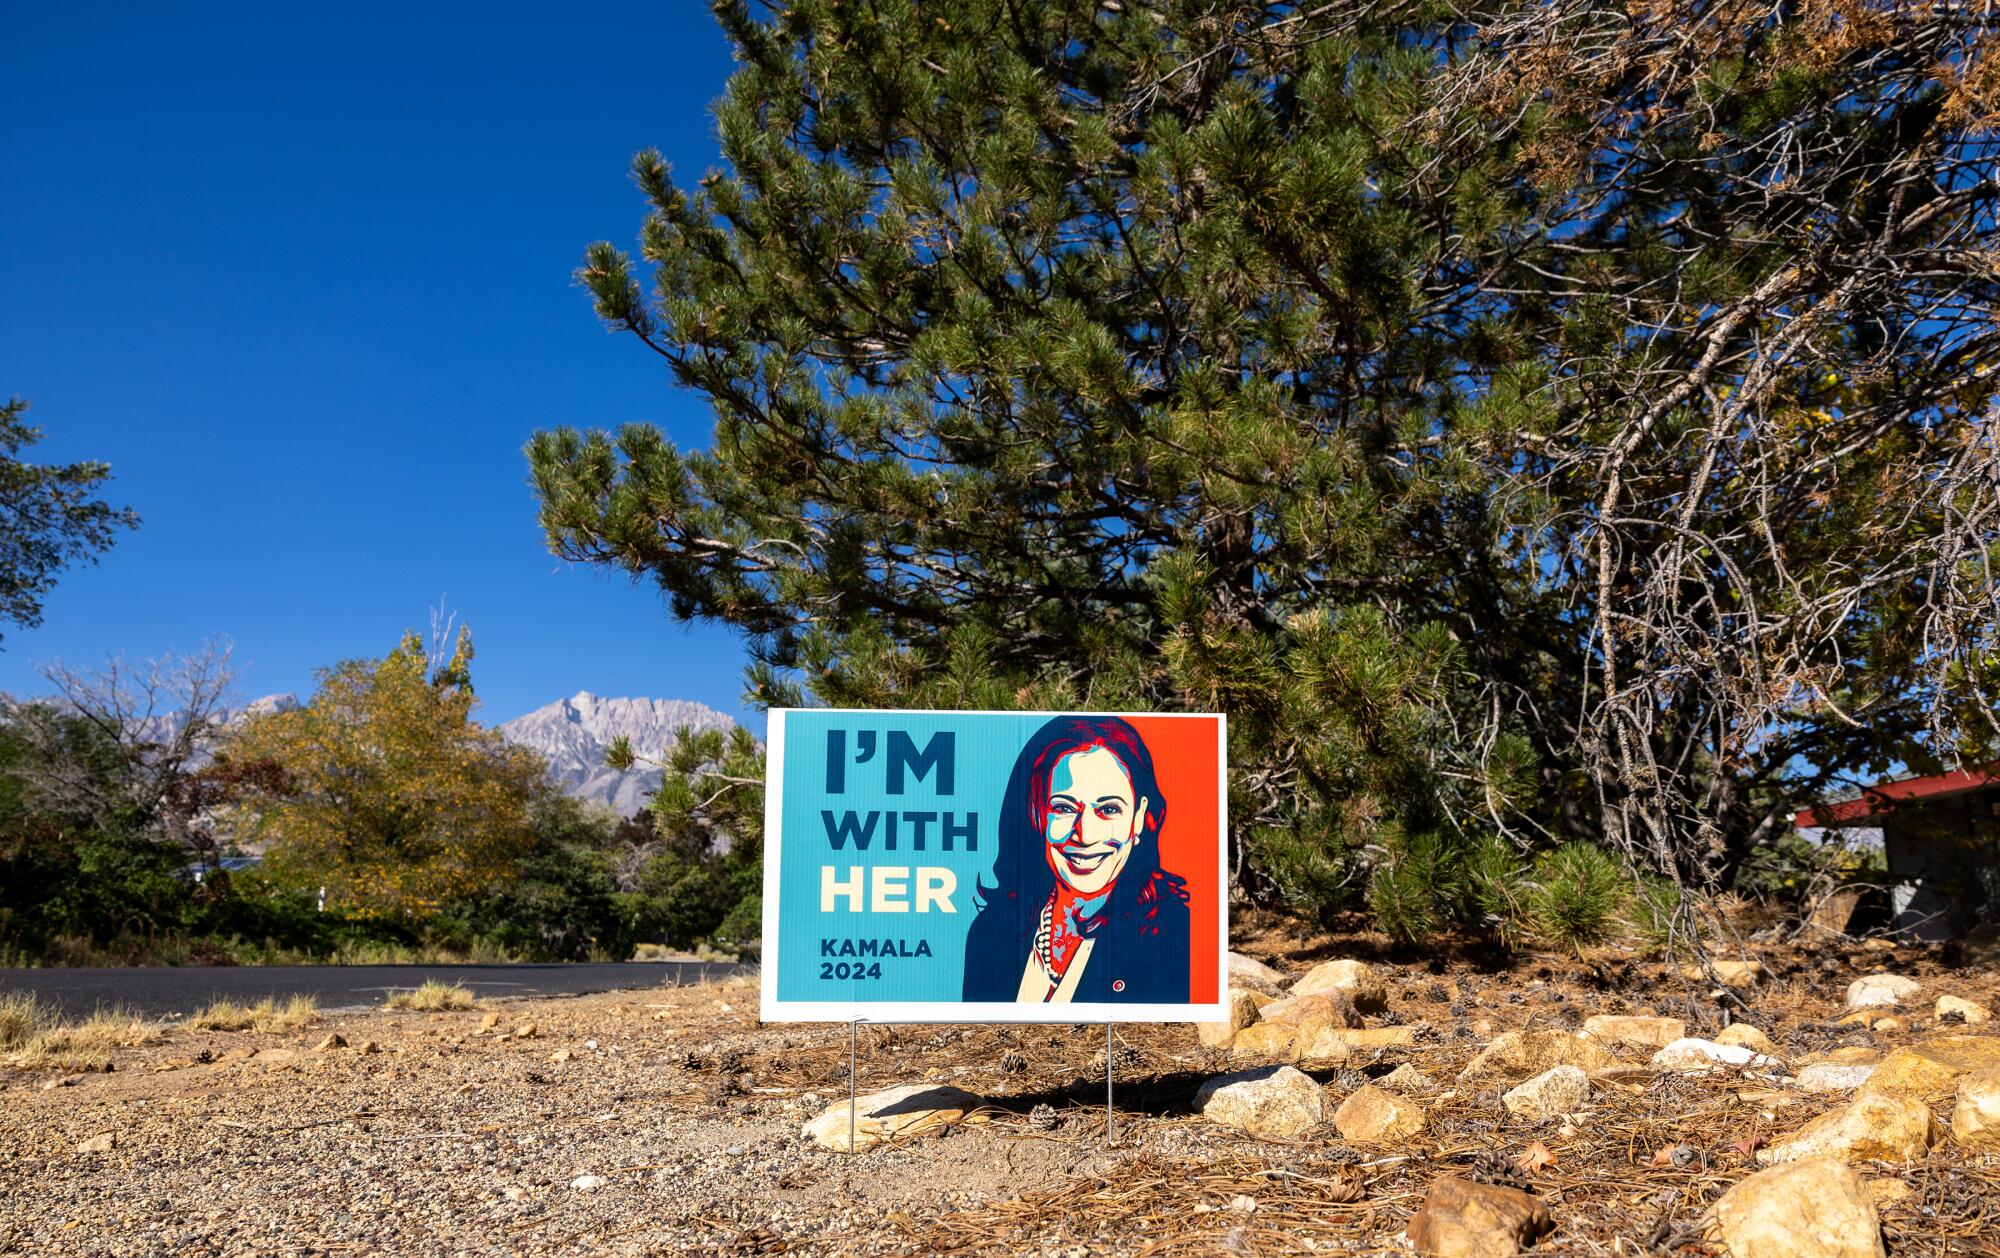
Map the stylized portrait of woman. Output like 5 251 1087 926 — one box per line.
962 715 1191 1004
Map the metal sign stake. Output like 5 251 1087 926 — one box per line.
848 1018 859 1156
1105 1021 1114 1145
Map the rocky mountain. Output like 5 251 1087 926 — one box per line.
496 691 738 816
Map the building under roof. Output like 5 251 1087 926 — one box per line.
1794 766 2000 941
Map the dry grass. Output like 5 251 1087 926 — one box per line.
187 993 320 1033
383 980 477 1012
0 991 55 1052
3 1003 164 1072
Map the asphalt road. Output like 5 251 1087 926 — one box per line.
0 961 751 1020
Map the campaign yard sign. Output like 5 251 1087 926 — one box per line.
759 709 1227 1023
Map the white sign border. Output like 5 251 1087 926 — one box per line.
758 707 1229 1023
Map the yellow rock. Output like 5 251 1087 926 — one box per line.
1294 1022 1417 1062
1580 1015 1686 1051
1937 995 1992 1025
1231 1021 1299 1061
1459 1030 1624 1082
1759 1091 1937 1166
1715 1024 1781 1057
1952 1068 2000 1148
1332 1084 1426 1143
1260 992 1357 1028
1858 1036 2000 1102
1710 1158 1885 1258
1288 959 1388 1012
1198 989 1265 1049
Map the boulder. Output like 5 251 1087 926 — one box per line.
1759 1091 1937 1166
1858 1036 2000 1102
1709 1157 1884 1258
1795 1064 1875 1094
1289 959 1388 1012
802 1083 983 1152
1227 952 1290 995
1333 1084 1427 1143
1230 1021 1300 1061
1937 995 1992 1025
1503 1065 1591 1121
1459 1030 1623 1082
1845 974 1921 1011
1651 1038 1782 1074
1715 1024 1781 1057
1198 989 1265 1049
1194 1065 1325 1140
1951 1068 2000 1148
1580 1015 1686 1052
1407 1176 1553 1257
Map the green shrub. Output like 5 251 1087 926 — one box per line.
1528 843 1630 951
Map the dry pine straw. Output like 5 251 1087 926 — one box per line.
730 945 2000 1257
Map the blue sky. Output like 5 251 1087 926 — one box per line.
0 4 763 729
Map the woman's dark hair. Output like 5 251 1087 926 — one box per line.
962 714 1190 1002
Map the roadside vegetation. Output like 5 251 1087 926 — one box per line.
383 981 477 1012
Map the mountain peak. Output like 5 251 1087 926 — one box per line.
498 694 736 816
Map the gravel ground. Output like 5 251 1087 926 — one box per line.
4 932 1998 1256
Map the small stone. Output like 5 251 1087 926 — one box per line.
1952 1068 2000 1147
1870 1016 1905 1034
569 1175 607 1191
251 1048 298 1066
802 1083 982 1152
39 1075 82 1092
1858 1036 2000 1101
1227 952 1289 995
1460 1030 1623 1082
1937 995 1991 1025
584 1038 599 1050
1865 1177 1913 1207
1796 1064 1875 1094
358 1040 382 1055
1715 1024 1780 1057
75 1132 117 1154
1650 1038 1782 1074
1581 1015 1686 1051
1333 1084 1427 1143
1380 1063 1435 1092
513 1024 538 1039
1845 974 1921 1011
1759 1091 1937 1165
1288 959 1388 1012
1194 1065 1325 1140
1709 1157 1884 1258
1406 1176 1553 1257
480 1011 501 1032
1199 989 1266 1048
1503 1065 1590 1120
550 1048 573 1063
313 1033 346 1052
1683 959 1766 987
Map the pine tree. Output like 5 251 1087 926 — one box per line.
531 1 2000 927
0 398 138 639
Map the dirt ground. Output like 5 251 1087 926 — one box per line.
4 920 1998 1256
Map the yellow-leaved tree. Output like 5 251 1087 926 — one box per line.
226 626 546 919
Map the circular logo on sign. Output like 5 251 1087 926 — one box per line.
1112 980 1126 992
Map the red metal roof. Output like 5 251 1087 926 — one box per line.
1793 765 2000 828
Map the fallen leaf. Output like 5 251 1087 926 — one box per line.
1515 1140 1558 1173
1726 1134 1766 1158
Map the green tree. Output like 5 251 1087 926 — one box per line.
227 627 547 919
0 398 138 639
531 2 2000 927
